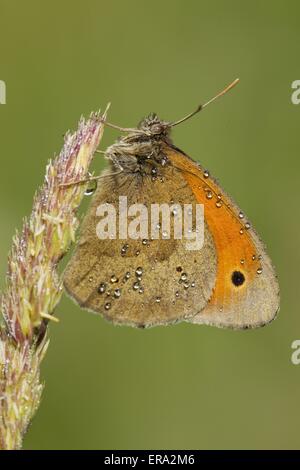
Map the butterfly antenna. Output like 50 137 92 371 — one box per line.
170 78 240 127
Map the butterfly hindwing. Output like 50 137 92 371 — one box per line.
64 162 217 327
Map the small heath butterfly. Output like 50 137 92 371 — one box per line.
64 79 280 329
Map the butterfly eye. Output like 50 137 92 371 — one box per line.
231 270 245 287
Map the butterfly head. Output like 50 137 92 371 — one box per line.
138 113 171 138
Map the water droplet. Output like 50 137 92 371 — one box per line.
203 170 209 178
162 230 168 238
215 201 223 208
180 272 188 281
156 223 161 230
121 244 129 256
142 239 148 245
161 156 168 166
239 211 244 219
151 167 158 176
172 208 178 216
217 194 222 200
191 282 195 288
88 276 94 282
98 283 106 294
183 282 190 289
84 179 97 196
135 267 143 276
155 296 161 303
139 287 144 294
104 302 111 310
245 222 251 230
135 250 140 256
206 191 213 200
239 229 244 235
114 288 121 298
240 259 245 265
110 275 118 283
252 255 256 261
257 267 263 274
258 254 262 260
133 281 140 290
125 272 130 280
175 291 180 298
84 187 95 196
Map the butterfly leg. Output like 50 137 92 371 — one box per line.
59 168 124 188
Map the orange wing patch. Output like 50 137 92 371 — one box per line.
165 145 262 311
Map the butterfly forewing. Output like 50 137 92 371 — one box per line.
165 144 280 329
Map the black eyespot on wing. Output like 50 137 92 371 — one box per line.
231 270 245 287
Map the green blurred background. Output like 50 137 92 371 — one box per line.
0 0 299 450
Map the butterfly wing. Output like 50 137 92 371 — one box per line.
165 143 280 329
64 164 217 327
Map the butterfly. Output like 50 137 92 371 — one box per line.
64 79 280 329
